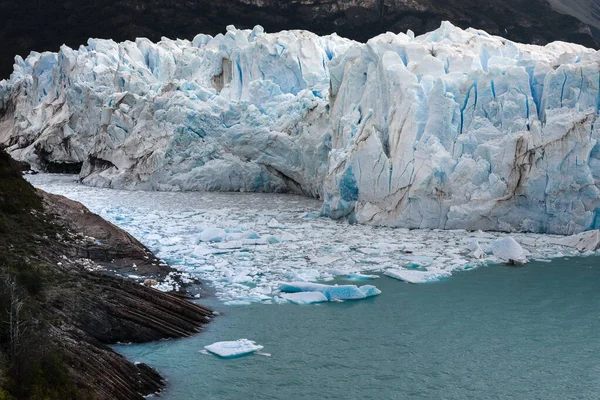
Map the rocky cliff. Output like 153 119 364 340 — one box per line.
0 149 213 399
0 0 598 78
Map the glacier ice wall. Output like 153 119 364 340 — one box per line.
1 22 600 234
0 26 351 196
324 22 600 234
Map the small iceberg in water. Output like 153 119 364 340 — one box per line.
203 339 264 358
346 273 379 281
280 291 328 305
491 237 528 265
279 282 381 303
384 268 451 283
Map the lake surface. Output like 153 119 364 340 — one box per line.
117 258 600 400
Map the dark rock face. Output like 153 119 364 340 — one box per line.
0 149 212 399
0 0 598 78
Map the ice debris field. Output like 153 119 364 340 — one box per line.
4 22 600 234
27 174 600 305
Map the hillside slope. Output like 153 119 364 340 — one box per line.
1 0 598 78
0 150 213 399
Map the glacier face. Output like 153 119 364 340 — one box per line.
0 26 352 196
1 22 600 234
324 22 600 234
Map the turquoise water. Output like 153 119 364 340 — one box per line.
116 257 600 400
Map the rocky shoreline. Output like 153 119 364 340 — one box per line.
0 149 213 399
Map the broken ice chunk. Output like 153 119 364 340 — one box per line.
492 237 528 264
467 240 486 259
384 268 451 283
346 273 379 280
279 282 329 293
324 285 367 301
199 227 226 242
203 339 264 358
223 300 252 306
280 292 328 304
358 285 382 297
279 282 381 301
546 230 600 252
267 218 284 228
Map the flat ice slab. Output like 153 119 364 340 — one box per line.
279 282 381 302
347 273 379 281
204 339 264 358
384 269 452 284
280 292 328 304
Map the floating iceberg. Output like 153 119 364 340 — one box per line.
3 22 600 234
384 269 452 283
199 227 226 243
491 237 528 264
358 285 382 297
279 282 381 301
203 339 264 358
280 291 328 305
346 273 379 281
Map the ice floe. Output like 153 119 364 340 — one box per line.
203 339 264 358
280 292 328 305
346 273 379 281
384 269 452 284
279 281 381 302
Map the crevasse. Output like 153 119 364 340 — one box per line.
1 22 600 234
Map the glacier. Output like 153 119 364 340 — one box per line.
2 22 600 234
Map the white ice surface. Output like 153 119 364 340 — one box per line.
280 292 328 305
491 237 529 264
384 268 452 284
204 339 263 358
26 174 600 302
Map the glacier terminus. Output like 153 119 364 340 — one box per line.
2 21 600 234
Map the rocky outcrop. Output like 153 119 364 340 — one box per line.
0 149 212 399
0 0 598 78
547 0 600 35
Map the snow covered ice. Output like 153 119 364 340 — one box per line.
24 174 600 304
280 292 328 305
346 273 379 281
204 339 263 358
491 237 529 264
384 269 452 284
3 22 600 234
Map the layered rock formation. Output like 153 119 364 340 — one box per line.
0 149 212 399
